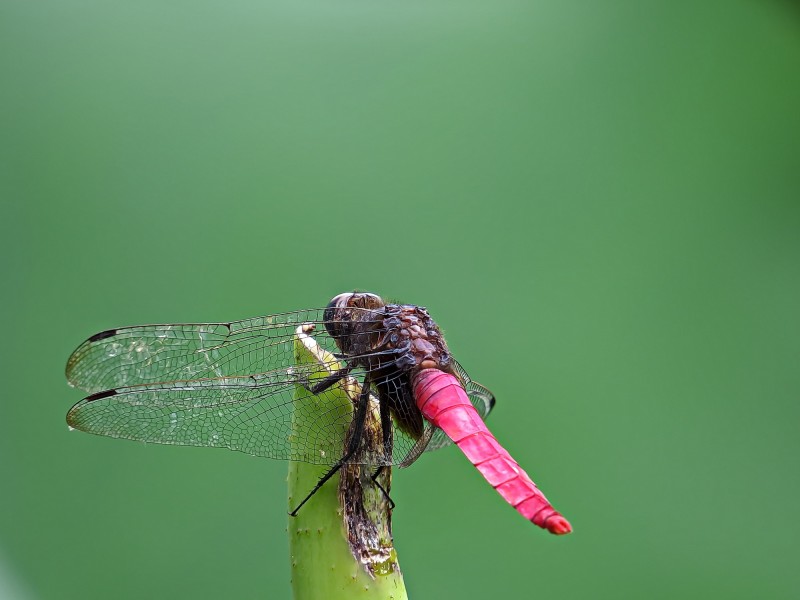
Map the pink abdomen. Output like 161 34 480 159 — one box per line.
412 368 571 535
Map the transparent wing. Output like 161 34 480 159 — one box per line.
66 368 350 464
67 368 430 467
65 309 380 394
452 358 496 421
65 313 492 467
423 360 496 454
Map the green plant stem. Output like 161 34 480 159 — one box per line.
288 326 408 600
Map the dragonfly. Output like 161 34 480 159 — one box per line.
65 291 572 534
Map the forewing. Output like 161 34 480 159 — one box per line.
66 310 346 394
66 366 355 465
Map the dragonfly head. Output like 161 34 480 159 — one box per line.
323 292 385 349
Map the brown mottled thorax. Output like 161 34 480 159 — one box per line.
324 292 455 440
324 292 453 377
376 304 453 375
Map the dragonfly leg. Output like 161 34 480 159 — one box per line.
370 466 395 510
345 343 409 368
307 364 353 395
289 378 371 517
365 344 410 359
306 346 404 394
378 397 392 464
368 400 395 508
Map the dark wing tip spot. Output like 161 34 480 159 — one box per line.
85 389 118 402
488 394 496 410
89 329 117 342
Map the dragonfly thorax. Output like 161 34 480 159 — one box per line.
377 304 452 374
323 292 452 377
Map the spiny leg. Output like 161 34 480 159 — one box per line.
289 378 371 516
335 344 408 363
366 398 396 508
303 347 405 395
378 396 393 465
370 466 395 510
306 364 353 395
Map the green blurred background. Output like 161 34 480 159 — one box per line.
1 1 798 598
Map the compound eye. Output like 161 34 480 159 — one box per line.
359 292 385 308
323 293 353 340
347 292 385 311
327 292 354 309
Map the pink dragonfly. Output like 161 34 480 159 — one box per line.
65 292 571 534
